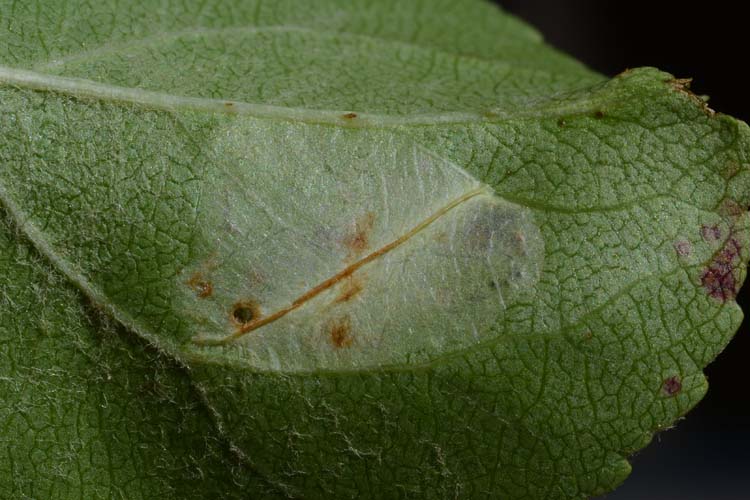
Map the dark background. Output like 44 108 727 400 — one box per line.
493 1 749 499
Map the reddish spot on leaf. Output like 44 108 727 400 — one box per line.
186 272 213 298
674 240 691 257
722 160 741 180
329 317 353 348
700 224 721 242
343 212 375 257
662 376 682 396
512 230 529 256
701 237 742 301
719 199 746 217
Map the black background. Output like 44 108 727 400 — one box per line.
493 1 749 499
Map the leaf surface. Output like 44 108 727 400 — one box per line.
0 212 281 499
1 1 749 498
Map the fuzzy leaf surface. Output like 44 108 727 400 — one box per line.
1 1 749 498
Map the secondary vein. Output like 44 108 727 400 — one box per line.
192 186 487 346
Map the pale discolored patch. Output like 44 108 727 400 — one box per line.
181 118 544 371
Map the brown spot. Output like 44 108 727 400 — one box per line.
674 240 691 257
722 160 742 180
186 273 213 298
557 118 567 127
247 268 268 287
231 301 262 327
701 237 742 301
700 224 721 242
582 330 593 341
718 199 746 218
342 112 358 119
224 102 237 113
662 376 682 396
593 110 605 119
432 230 449 244
343 212 375 257
666 78 715 116
333 276 364 304
669 77 693 88
329 317 353 348
513 230 528 255
483 110 499 119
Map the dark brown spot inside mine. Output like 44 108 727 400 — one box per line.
512 230 528 255
557 118 567 127
333 276 364 304
343 212 375 257
700 224 721 242
329 317 353 348
593 110 605 119
701 237 742 301
231 301 261 327
342 112 358 119
662 376 682 397
432 230 449 244
674 240 691 257
186 273 213 298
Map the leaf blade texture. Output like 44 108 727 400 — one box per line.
1 1 749 498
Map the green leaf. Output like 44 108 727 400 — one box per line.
1 1 748 498
0 212 284 499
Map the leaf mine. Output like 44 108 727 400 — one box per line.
183 121 544 370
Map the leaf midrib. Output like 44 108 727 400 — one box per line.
0 64 610 127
